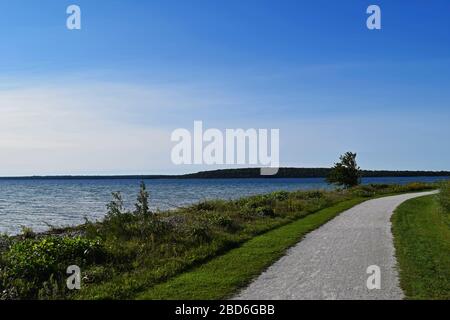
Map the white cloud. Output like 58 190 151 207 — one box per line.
0 80 185 175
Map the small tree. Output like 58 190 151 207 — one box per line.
135 181 150 215
327 152 361 188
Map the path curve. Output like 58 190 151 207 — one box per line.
234 191 437 300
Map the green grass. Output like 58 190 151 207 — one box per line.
392 194 450 300
137 198 366 299
438 180 450 212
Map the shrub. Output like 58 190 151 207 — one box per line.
189 200 232 213
82 265 113 284
37 274 65 300
20 227 36 240
127 216 169 238
271 191 289 201
438 180 450 213
135 181 151 216
106 191 125 218
0 234 12 253
102 186 166 240
351 185 375 198
102 211 137 239
188 224 211 243
207 213 235 229
4 237 104 281
255 206 275 217
241 194 274 210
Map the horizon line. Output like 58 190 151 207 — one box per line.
1 167 450 179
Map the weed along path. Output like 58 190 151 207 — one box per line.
234 191 437 300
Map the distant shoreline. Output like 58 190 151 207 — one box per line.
1 168 449 180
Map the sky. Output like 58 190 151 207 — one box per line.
0 0 449 176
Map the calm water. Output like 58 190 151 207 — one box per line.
0 176 447 235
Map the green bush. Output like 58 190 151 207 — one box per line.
350 187 374 198
241 194 274 210
255 206 275 217
4 237 104 281
206 213 235 229
20 227 36 240
189 200 230 213
190 201 218 212
271 191 289 201
101 210 169 241
188 224 211 243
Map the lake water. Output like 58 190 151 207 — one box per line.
0 176 447 235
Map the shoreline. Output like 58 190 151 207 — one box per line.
0 182 443 300
1 168 450 180
1 176 448 237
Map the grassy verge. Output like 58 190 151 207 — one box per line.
392 187 450 299
137 198 366 299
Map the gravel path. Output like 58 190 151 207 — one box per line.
234 191 437 300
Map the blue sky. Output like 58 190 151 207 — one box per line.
0 0 449 175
